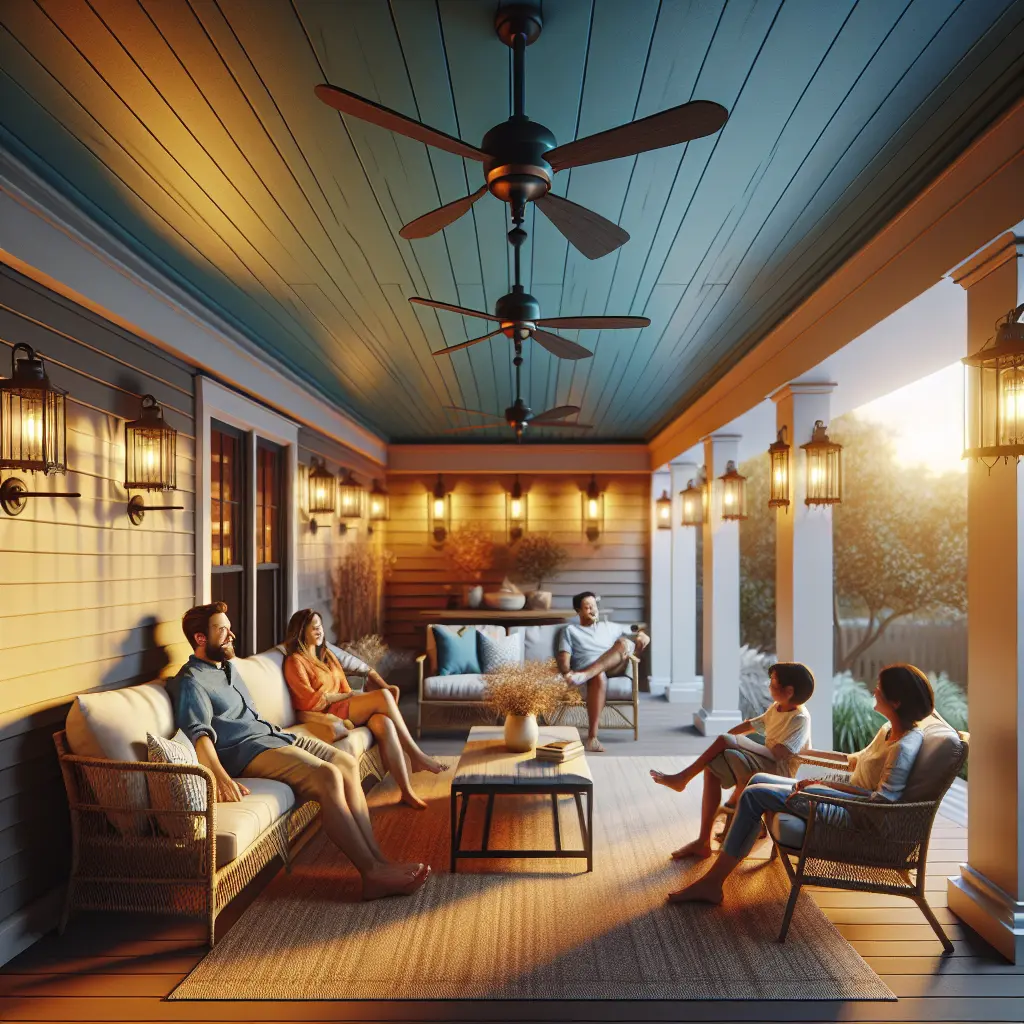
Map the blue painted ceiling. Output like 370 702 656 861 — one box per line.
1 0 1022 442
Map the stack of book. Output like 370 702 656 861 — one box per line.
535 738 584 763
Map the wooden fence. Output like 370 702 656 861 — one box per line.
837 619 967 688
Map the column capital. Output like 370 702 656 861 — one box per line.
770 381 837 403
951 231 1023 290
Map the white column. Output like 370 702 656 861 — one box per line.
773 383 837 748
669 459 702 702
648 467 672 696
947 232 1024 963
694 435 743 734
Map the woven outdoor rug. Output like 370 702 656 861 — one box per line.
170 756 893 1001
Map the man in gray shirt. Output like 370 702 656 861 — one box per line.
556 591 650 752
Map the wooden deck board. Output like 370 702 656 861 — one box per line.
1 693 1008 1023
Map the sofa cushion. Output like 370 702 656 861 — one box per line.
65 683 175 836
431 625 482 675
477 630 524 672
422 674 488 701
901 713 966 803
425 624 504 675
214 778 295 869
147 730 207 840
510 623 567 662
233 648 296 729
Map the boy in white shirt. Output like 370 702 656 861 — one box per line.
650 662 814 860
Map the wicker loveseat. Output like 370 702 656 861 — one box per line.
768 714 969 954
54 645 385 946
416 622 639 738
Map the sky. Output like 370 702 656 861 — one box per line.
853 361 965 475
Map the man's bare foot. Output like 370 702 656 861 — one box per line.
362 863 430 900
670 839 713 861
569 671 589 686
584 736 605 753
666 875 724 905
649 768 693 792
400 791 428 810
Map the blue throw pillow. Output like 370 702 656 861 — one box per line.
432 626 481 676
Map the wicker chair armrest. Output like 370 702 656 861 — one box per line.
797 792 938 856
60 750 215 781
627 654 640 694
795 753 851 770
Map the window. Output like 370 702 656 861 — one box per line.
256 440 285 652
210 422 249 654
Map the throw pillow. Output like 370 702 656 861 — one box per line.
431 625 481 676
147 730 208 840
477 630 524 672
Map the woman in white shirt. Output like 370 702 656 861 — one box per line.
667 664 934 905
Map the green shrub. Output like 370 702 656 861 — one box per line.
832 672 884 753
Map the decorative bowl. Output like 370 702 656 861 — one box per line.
483 591 527 611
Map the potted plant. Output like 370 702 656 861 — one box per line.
483 659 582 752
446 523 496 608
513 533 569 610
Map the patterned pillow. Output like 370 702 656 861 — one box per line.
477 630 524 672
147 730 208 840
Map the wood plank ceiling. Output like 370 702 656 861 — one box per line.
1 0 1022 443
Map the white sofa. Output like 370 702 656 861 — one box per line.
55 645 384 946
416 622 639 739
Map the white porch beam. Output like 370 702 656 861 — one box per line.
695 436 743 735
669 459 702 702
649 467 672 696
947 232 1024 963
772 382 837 747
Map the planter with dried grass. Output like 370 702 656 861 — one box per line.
332 542 396 646
513 533 569 610
344 633 412 679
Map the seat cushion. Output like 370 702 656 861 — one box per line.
65 683 175 836
214 778 295 869
233 648 296 729
422 674 488 701
147 730 207 840
604 675 635 701
901 714 966 803
767 811 807 849
510 624 566 662
425 624 504 675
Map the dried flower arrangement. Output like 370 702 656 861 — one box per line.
344 633 411 678
483 659 583 718
446 523 496 579
332 542 396 644
513 532 570 589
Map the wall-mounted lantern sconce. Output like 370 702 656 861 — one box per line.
655 489 672 529
337 470 366 533
307 458 336 533
679 478 704 527
367 479 389 534
124 394 183 525
0 343 79 516
801 420 843 506
430 474 451 544
719 460 748 521
962 302 1024 465
767 426 791 511
507 476 527 541
582 474 604 542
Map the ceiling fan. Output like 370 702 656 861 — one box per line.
314 3 728 260
443 342 591 442
413 218 650 360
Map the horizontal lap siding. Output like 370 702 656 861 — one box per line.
0 266 196 943
383 474 649 658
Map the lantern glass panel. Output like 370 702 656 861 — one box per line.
655 490 672 528
125 396 177 492
0 363 68 475
582 478 604 540
719 462 747 521
307 462 336 516
368 482 389 522
338 474 366 519
680 482 703 527
506 485 527 540
801 421 843 505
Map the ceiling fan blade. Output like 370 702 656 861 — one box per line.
400 186 489 240
531 329 592 360
432 328 504 357
547 100 729 171
534 193 629 260
536 314 650 330
443 405 507 420
314 84 487 162
410 297 501 322
442 423 505 433
532 404 581 423
533 422 594 430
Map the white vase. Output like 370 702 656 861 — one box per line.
503 713 539 753
464 584 484 608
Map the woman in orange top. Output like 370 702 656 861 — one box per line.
283 609 444 809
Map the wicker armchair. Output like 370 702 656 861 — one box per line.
768 726 969 954
54 730 384 946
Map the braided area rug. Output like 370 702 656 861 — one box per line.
170 757 893 1001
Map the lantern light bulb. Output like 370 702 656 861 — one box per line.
433 498 445 518
587 498 598 518
511 498 522 519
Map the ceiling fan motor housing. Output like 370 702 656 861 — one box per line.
482 119 556 204
494 288 541 324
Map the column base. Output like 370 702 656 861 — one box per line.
693 706 743 736
667 677 703 703
648 675 670 698
948 865 1024 963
